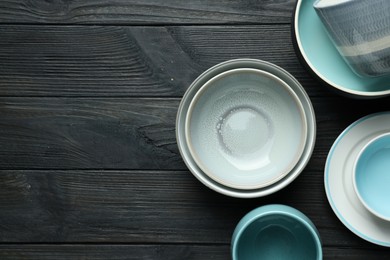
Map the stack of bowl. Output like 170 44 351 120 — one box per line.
325 112 390 247
293 0 390 247
176 59 316 198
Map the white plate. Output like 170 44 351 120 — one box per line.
325 112 390 246
185 68 307 190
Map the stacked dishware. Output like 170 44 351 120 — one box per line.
293 0 390 98
294 0 390 248
231 205 322 260
176 0 390 257
176 59 316 198
176 59 321 258
325 112 390 246
313 0 390 77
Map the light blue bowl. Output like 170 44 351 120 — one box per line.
354 133 390 221
231 205 322 260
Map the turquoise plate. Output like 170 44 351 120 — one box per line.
293 0 390 98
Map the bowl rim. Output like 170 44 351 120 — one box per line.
352 132 390 221
292 0 390 98
176 58 316 198
184 67 308 190
231 204 322 260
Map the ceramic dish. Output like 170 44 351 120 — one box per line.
231 204 322 260
176 59 316 198
313 0 390 77
293 0 390 98
353 133 390 221
185 68 307 190
325 112 390 246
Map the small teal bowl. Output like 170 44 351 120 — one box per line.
231 205 322 260
354 133 390 221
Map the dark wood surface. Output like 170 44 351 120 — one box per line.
0 0 294 24
0 0 390 259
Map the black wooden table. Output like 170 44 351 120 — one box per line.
0 1 390 259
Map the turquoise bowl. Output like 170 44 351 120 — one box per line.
354 133 390 221
231 205 322 260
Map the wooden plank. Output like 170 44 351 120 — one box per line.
0 98 182 169
0 244 230 260
0 168 388 248
1 245 390 260
0 25 330 98
323 247 390 259
0 0 294 25
0 97 389 170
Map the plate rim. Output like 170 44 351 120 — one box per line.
324 111 390 246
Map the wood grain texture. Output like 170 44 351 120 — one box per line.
0 98 181 169
0 25 330 98
0 0 294 25
0 168 371 245
0 167 390 251
0 245 390 260
1 1 390 257
0 97 389 170
0 245 229 260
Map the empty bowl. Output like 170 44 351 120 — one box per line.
185 68 307 189
354 132 390 221
231 204 322 260
176 59 316 198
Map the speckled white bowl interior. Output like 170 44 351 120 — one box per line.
185 68 307 189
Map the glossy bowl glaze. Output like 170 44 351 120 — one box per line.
231 205 322 260
325 112 390 247
185 68 307 190
354 132 390 221
176 59 316 198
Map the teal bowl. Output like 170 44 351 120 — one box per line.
354 133 390 221
231 205 322 260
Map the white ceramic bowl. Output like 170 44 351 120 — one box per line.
185 68 307 189
176 59 316 198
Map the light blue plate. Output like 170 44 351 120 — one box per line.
293 0 390 98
